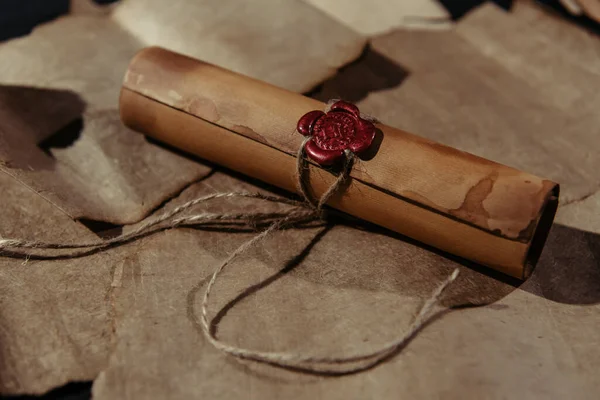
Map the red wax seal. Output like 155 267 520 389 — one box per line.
297 101 376 166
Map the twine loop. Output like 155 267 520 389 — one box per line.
0 101 459 375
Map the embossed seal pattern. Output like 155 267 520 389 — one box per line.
297 101 376 165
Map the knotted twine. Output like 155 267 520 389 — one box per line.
0 108 459 375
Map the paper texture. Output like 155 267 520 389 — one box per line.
0 1 599 398
0 89 210 224
367 28 598 206
302 0 452 35
0 0 365 224
112 0 366 93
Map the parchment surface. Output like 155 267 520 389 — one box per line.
0 1 598 398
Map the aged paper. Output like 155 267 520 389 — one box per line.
302 0 452 35
111 0 366 93
0 1 599 398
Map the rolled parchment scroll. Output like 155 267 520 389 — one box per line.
119 47 559 279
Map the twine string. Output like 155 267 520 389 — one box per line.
197 144 459 374
0 106 459 375
0 192 304 251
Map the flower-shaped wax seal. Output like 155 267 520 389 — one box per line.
297 101 376 166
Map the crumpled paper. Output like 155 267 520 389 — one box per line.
0 1 599 399
0 87 210 224
0 0 366 222
111 0 366 93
